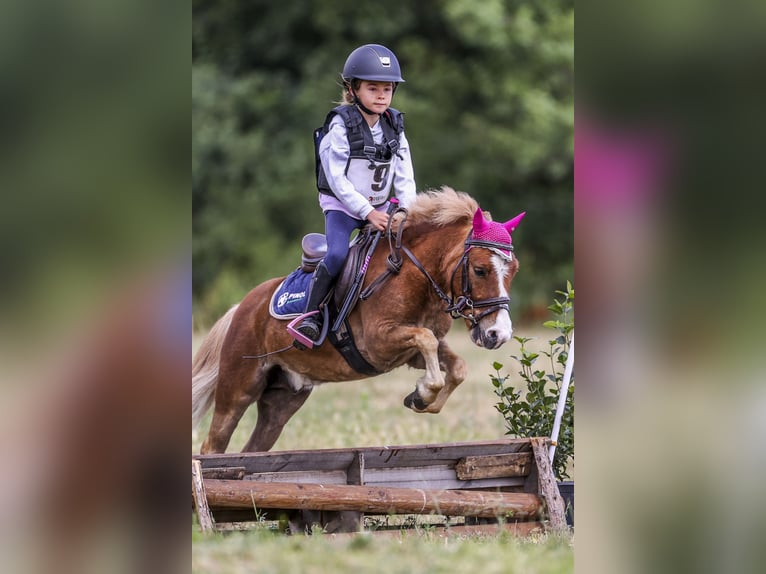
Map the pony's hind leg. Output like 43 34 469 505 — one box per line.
200 362 268 454
201 396 253 454
242 367 313 452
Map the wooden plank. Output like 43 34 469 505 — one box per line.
455 452 533 480
195 451 357 473
202 466 246 480
364 465 525 490
204 480 543 520
364 464 454 484
530 438 567 531
194 438 534 474
191 459 215 533
359 440 532 470
364 476 526 490
346 452 365 485
244 470 347 485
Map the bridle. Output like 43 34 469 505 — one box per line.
401 232 514 328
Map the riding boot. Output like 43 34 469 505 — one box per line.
294 261 334 346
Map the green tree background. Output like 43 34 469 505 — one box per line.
193 0 573 328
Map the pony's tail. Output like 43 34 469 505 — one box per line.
192 304 239 430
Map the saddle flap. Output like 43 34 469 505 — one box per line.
333 226 375 308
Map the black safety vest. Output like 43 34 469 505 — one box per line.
314 105 404 207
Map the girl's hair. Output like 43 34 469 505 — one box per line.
337 78 362 106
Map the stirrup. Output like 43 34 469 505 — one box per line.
287 307 329 350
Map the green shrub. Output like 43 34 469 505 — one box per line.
492 282 574 480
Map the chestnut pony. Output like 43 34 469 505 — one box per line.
193 187 525 453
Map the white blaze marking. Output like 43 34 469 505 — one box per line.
488 254 513 343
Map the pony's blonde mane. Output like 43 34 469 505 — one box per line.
404 186 479 227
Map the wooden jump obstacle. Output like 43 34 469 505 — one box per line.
192 437 567 535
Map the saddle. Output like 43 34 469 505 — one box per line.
299 228 374 310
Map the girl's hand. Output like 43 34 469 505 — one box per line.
366 209 389 232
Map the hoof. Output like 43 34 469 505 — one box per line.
403 391 428 412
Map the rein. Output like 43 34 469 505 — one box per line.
401 233 513 328
243 344 294 360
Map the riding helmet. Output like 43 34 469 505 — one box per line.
342 44 405 83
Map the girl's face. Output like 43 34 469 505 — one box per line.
354 81 394 114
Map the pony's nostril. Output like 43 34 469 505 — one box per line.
484 327 512 349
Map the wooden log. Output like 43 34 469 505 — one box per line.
203 480 543 520
455 452 533 480
530 438 567 531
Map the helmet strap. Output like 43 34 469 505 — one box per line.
349 86 380 116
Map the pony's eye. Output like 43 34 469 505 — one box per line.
473 267 488 278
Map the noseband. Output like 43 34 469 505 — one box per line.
402 232 514 328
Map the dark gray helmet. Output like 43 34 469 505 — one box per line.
342 44 405 83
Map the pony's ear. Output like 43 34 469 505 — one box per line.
472 208 491 232
503 212 526 233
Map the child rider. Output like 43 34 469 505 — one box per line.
292 43 417 347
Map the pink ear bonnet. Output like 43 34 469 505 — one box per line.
471 208 526 256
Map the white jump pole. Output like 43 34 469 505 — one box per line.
549 332 574 463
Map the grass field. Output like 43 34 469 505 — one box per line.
192 527 573 574
192 321 573 573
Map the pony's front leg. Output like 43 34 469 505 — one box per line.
387 327 444 412
422 339 467 414
404 338 467 414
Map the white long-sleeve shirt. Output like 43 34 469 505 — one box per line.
318 113 416 220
